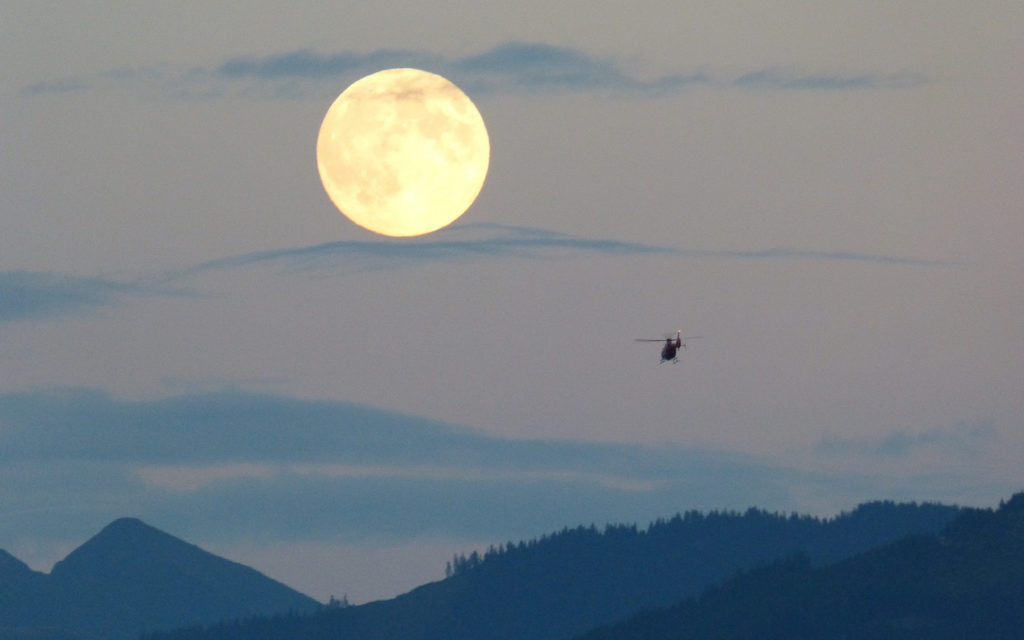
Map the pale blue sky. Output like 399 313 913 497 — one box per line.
1 2 1021 603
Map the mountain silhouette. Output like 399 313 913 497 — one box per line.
0 550 39 581
145 500 961 640
0 549 48 629
0 518 319 640
577 492 1024 639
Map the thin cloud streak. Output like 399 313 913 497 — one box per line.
136 462 663 494
214 44 922 95
450 42 709 94
171 224 674 279
735 67 928 90
817 420 999 458
1 225 957 323
21 42 925 99
681 246 960 266
175 223 958 281
216 49 432 80
0 271 190 322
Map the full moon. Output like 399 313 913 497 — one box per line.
316 68 490 237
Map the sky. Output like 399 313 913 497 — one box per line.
1 1 1022 604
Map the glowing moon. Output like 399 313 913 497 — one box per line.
316 68 490 237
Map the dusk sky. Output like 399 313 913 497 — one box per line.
2 2 1021 604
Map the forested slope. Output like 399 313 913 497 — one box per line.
579 493 1024 640
149 500 959 640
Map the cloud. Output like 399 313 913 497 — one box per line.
0 388 1010 551
0 271 188 322
171 223 675 280
817 420 998 458
20 77 92 96
216 49 436 80
21 42 922 99
451 42 708 94
212 43 706 96
210 44 919 96
681 246 958 266
735 67 928 90
169 223 956 283
0 387 846 542
0 227 949 323
20 65 180 98
0 226 955 325
0 387 754 479
456 42 622 82
0 387 474 464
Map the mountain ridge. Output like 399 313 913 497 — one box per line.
146 498 963 640
0 549 41 583
577 492 1024 639
0 517 320 640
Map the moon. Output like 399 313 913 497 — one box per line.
316 68 490 237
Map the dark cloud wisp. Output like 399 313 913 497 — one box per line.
216 49 435 80
171 223 956 282
22 43 923 98
0 271 188 322
213 42 706 95
735 67 928 90
1 225 956 323
172 223 675 279
817 420 998 458
452 42 708 94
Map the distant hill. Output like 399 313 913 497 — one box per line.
579 492 1024 640
0 518 319 640
147 500 960 640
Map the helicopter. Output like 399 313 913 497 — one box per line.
635 330 701 363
